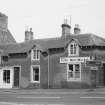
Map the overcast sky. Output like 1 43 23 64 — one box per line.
0 0 105 42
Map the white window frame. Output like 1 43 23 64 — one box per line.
31 65 40 83
31 48 40 61
67 63 81 81
68 41 79 56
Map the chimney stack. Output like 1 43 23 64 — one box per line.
0 12 8 31
74 24 81 34
61 19 71 37
25 28 34 42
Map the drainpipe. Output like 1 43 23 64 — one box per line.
48 49 50 89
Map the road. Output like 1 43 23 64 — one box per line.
0 89 105 105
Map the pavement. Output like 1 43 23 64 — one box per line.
0 87 105 94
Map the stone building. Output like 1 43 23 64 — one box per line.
0 12 105 89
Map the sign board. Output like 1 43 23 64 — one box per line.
86 61 101 66
60 57 90 63
90 66 98 70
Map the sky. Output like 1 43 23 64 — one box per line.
0 0 105 42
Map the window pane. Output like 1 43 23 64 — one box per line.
35 75 39 81
3 70 10 83
37 51 40 59
3 71 6 83
7 76 10 83
35 68 39 73
7 70 10 76
70 44 73 54
68 72 73 78
75 64 80 72
74 44 77 54
75 71 80 78
33 50 37 59
75 64 80 79
33 67 39 82
33 50 40 60
69 64 73 71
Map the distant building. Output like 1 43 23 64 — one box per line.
0 12 16 44
0 12 105 89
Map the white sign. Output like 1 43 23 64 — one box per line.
60 57 90 63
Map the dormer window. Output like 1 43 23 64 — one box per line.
68 41 79 56
31 48 40 60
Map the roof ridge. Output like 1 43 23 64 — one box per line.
90 34 96 45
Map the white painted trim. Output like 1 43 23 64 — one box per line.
1 67 13 88
30 65 40 83
31 48 40 61
68 40 79 57
67 63 81 82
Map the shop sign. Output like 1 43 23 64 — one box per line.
86 61 101 66
60 57 90 63
90 66 98 70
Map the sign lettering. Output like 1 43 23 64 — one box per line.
60 57 90 63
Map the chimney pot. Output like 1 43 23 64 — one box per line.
25 27 34 42
74 24 81 34
61 19 71 37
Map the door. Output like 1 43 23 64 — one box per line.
91 70 96 87
14 67 20 88
2 69 13 88
103 64 105 85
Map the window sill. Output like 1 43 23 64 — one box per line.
67 79 81 82
31 59 40 61
68 54 79 57
31 81 40 83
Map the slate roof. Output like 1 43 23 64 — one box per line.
0 12 7 17
67 34 105 46
0 29 16 44
0 33 105 54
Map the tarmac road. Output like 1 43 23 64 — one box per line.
0 89 105 105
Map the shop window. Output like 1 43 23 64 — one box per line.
67 64 81 81
3 70 10 83
68 41 79 56
31 48 40 60
31 65 40 83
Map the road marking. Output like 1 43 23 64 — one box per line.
17 96 61 99
80 97 105 99
0 102 19 105
0 102 64 105
20 91 105 95
20 92 87 95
